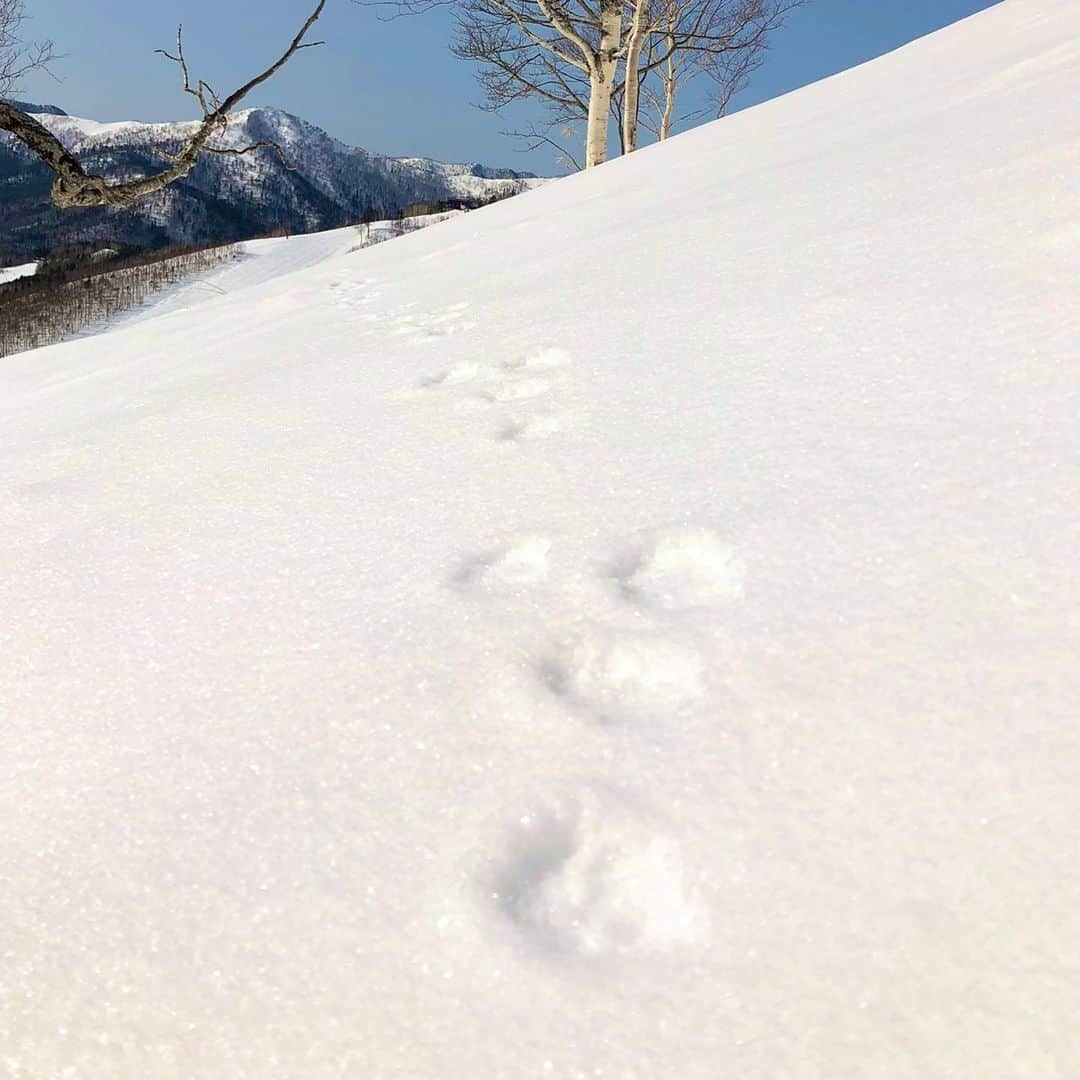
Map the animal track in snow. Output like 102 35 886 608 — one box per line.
455 536 552 588
541 623 705 723
330 279 380 311
616 527 745 610
491 792 707 957
420 361 483 388
415 343 573 440
385 301 477 344
503 346 573 372
497 413 564 441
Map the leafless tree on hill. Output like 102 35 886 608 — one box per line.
626 0 794 147
394 0 799 168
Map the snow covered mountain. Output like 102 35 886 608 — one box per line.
0 105 537 263
2 1 1078 1077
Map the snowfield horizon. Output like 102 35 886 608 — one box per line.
2 0 1078 1076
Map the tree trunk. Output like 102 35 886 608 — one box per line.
658 36 677 141
621 0 650 154
659 76 675 138
584 0 622 168
585 73 612 167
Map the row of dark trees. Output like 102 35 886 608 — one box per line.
0 243 238 358
398 188 528 218
348 189 522 247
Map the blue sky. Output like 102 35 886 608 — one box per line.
15 0 1001 172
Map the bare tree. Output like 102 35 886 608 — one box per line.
637 32 683 141
621 0 799 154
0 0 54 95
431 0 798 167
451 0 624 168
619 0 652 153
701 22 766 117
0 1 326 209
628 9 748 144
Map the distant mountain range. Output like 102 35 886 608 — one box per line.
0 103 539 263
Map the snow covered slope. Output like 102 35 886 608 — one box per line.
0 260 36 283
114 213 461 329
2 2 1078 1077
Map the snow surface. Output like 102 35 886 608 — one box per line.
115 214 462 330
0 261 36 284
2 2 1079 1076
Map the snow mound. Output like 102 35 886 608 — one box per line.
542 623 706 722
498 411 564 441
618 527 746 609
0 261 37 284
423 360 483 387
492 792 707 956
457 535 552 587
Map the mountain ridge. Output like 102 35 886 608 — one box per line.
0 103 539 263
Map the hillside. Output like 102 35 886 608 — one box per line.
0 105 537 263
0 259 35 282
2 1 1078 1077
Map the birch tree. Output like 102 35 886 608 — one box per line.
452 0 625 167
443 0 798 166
0 1 326 209
620 0 799 154
620 0 651 153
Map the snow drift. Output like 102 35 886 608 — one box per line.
0 260 36 283
1 1 1078 1076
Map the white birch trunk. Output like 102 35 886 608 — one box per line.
621 0 651 154
659 45 677 140
584 0 623 168
585 74 613 167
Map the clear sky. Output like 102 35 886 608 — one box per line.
14 0 1002 173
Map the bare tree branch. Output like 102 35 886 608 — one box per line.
0 0 55 95
0 1 326 209
156 26 221 117
377 0 799 166
625 0 802 147
502 121 582 170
